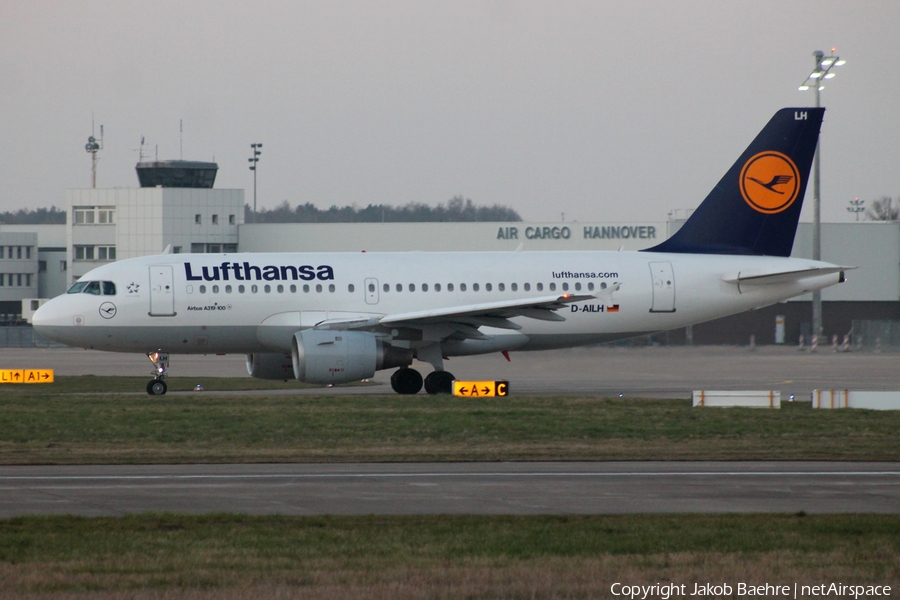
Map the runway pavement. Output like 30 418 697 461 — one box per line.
0 462 898 517
2 344 899 397
2 346 898 518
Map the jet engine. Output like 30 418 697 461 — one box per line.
246 352 294 380
291 330 412 384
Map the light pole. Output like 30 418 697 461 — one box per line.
248 143 262 223
799 49 844 340
847 197 865 221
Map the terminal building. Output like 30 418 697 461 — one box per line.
3 159 898 345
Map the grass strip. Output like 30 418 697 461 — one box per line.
2 378 900 463
0 513 898 598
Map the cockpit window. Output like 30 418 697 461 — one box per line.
67 280 118 295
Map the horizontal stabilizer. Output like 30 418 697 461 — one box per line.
723 266 853 286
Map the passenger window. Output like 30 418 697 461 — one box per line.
368 283 375 292
349 284 355 293
524 283 530 291
316 284 323 293
588 282 595 291
485 283 492 292
435 283 441 292
575 282 582 291
511 283 517 291
537 283 544 291
448 283 454 291
277 284 284 293
84 281 101 295
328 284 335 292
264 285 271 293
102 281 116 295
290 285 297 293
396 283 402 292
562 283 569 291
383 283 389 292
225 285 232 293
239 285 246 293
473 283 479 291
409 284 415 292
199 285 207 294
549 283 557 291
600 282 607 290
251 285 258 293
186 285 193 294
212 285 220 293
497 283 504 292
67 282 88 294
303 284 310 293
460 283 467 292
422 283 428 292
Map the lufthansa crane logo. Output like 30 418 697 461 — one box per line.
99 302 117 319
739 151 800 214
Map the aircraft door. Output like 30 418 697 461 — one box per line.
149 265 176 316
649 261 675 313
364 278 379 305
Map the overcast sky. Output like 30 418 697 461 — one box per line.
1 1 897 224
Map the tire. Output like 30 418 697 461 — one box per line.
147 379 168 395
390 368 423 395
424 370 455 395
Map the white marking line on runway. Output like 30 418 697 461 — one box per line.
1 471 899 482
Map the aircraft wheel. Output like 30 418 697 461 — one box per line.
147 379 168 396
390 368 423 395
424 370 455 395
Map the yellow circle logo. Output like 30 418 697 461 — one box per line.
739 151 800 214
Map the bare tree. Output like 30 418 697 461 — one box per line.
866 196 900 221
246 197 522 224
0 206 66 224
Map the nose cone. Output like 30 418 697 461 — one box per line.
32 296 72 343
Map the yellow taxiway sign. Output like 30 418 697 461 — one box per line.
0 369 55 384
452 380 509 397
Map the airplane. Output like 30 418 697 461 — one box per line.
33 107 848 395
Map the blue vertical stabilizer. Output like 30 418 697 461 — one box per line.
646 108 824 257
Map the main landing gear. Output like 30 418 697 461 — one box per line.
146 350 169 395
390 368 455 395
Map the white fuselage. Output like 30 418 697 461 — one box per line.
33 250 842 357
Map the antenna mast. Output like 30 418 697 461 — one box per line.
85 118 104 188
137 135 147 162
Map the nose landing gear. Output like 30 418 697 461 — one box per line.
146 350 169 395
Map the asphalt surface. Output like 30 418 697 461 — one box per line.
2 346 899 517
0 462 898 517
3 344 899 398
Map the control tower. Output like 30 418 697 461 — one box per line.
135 160 218 188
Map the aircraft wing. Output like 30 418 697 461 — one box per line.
314 294 594 339
723 266 853 286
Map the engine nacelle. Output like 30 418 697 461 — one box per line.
291 330 412 384
246 352 294 380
